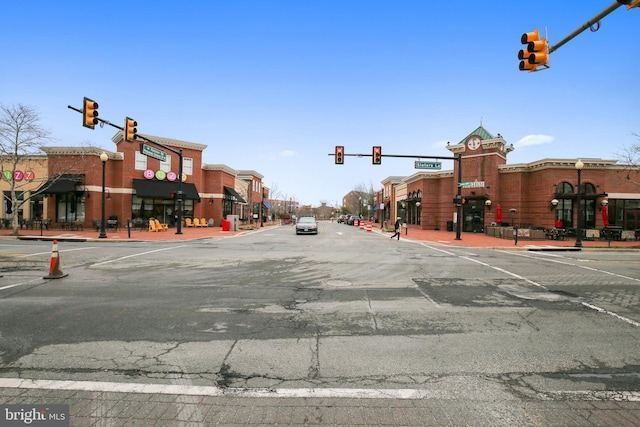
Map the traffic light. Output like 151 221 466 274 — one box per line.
519 29 549 72
82 97 98 129
618 0 640 8
372 146 382 165
125 117 137 142
335 146 344 164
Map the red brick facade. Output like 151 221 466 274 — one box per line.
41 132 262 229
383 126 640 233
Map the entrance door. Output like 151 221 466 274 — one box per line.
624 209 640 230
462 201 484 233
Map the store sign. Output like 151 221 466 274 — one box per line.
143 169 187 182
2 170 35 182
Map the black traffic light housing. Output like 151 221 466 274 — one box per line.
372 146 382 165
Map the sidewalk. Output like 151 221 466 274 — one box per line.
1 221 639 249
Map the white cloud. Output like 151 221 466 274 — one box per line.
279 149 296 157
516 134 554 147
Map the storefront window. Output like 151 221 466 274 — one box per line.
56 193 85 223
132 195 194 228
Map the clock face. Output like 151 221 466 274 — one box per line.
467 136 481 150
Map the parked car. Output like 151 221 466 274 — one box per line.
346 215 361 225
295 216 318 235
337 214 348 223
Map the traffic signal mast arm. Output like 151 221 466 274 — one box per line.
328 151 457 161
520 0 637 71
549 1 633 54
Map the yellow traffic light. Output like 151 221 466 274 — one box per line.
82 97 98 129
372 146 382 165
519 29 549 72
335 146 344 164
125 117 137 142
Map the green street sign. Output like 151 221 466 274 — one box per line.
415 161 441 170
459 181 471 187
140 143 167 162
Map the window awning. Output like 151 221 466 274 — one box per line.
223 186 246 203
132 179 201 201
262 201 273 209
38 174 84 194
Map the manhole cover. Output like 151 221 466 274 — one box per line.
326 279 352 287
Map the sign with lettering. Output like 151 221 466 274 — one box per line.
415 161 441 170
140 143 167 162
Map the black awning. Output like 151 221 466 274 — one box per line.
223 186 246 203
133 179 201 201
39 174 84 194
262 201 273 209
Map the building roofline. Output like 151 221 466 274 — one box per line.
40 146 123 160
202 163 238 175
236 170 264 180
111 132 208 151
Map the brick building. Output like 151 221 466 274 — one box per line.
378 125 640 236
35 131 263 230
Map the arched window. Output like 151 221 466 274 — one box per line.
555 182 573 194
555 182 574 227
582 183 596 195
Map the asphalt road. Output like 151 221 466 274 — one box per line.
0 222 638 425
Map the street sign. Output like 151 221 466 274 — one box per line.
140 143 167 162
459 181 471 187
415 161 441 170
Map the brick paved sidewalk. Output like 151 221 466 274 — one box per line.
3 221 640 249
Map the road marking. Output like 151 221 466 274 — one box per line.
497 250 640 283
0 378 434 400
581 302 640 327
0 278 42 291
461 256 547 289
18 247 98 258
480 251 640 327
91 245 189 266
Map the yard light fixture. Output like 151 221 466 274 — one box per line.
550 198 559 211
485 199 492 210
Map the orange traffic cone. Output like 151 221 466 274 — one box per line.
43 240 68 279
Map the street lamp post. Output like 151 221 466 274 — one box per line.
510 208 517 245
575 159 584 248
98 152 108 239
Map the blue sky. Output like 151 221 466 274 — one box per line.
2 1 638 207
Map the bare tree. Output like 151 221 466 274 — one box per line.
0 104 51 235
617 132 640 187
